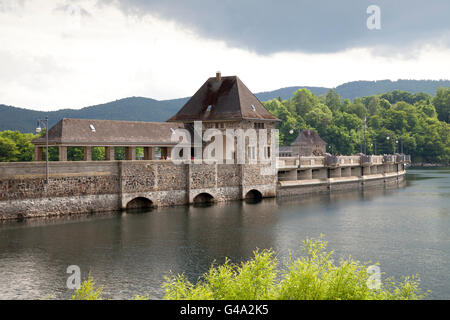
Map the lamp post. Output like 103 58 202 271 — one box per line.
395 140 399 154
386 136 390 154
371 143 376 155
36 117 49 184
363 117 367 155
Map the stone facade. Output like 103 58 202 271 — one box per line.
0 160 278 219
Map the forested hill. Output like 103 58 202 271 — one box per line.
334 79 450 100
1 79 449 132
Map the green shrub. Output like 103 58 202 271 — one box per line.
72 273 103 300
163 237 428 300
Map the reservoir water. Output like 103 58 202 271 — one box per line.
0 167 449 299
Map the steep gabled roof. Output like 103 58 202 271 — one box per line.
32 118 184 146
291 129 327 146
167 75 280 122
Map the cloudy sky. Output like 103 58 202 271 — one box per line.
1 0 449 111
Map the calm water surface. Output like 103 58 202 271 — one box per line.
0 167 449 299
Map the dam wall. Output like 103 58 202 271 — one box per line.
0 154 408 220
0 161 277 220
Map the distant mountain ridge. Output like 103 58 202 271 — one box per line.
1 79 449 133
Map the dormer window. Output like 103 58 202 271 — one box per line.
251 104 256 111
206 105 212 112
89 124 96 132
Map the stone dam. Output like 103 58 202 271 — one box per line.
0 154 408 220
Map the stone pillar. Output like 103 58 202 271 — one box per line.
362 166 371 175
144 147 153 160
84 146 92 161
313 168 328 179
166 147 173 160
34 146 43 161
58 146 67 161
298 169 312 180
161 147 170 160
285 169 297 181
351 167 362 177
341 167 351 177
105 147 115 161
330 167 341 178
125 147 136 160
382 164 390 173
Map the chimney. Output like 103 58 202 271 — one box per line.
216 71 221 82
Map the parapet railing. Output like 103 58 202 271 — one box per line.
372 155 384 165
300 156 325 167
395 154 411 163
277 154 409 170
277 157 298 168
383 155 396 164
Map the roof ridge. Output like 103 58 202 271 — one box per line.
234 76 244 119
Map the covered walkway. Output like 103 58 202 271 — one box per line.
32 118 184 161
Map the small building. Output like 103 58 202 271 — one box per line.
278 146 293 157
290 129 327 157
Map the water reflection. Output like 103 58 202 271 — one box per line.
0 168 449 299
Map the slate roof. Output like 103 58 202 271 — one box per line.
32 118 184 146
291 129 327 146
167 75 280 122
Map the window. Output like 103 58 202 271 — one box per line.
254 122 265 129
89 124 96 132
251 104 256 111
206 105 212 112
248 146 256 160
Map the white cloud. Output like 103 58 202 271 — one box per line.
0 0 449 111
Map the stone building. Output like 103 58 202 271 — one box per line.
33 72 280 163
167 72 280 162
290 129 327 156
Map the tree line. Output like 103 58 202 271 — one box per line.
263 87 449 164
0 87 449 163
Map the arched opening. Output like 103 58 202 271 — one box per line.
193 193 214 205
245 189 263 203
126 197 154 211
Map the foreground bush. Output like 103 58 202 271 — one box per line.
70 237 427 300
163 237 427 300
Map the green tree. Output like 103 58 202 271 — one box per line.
292 89 320 116
432 87 450 123
325 89 341 113
0 130 37 161
0 136 19 162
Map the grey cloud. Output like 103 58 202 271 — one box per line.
100 0 450 55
